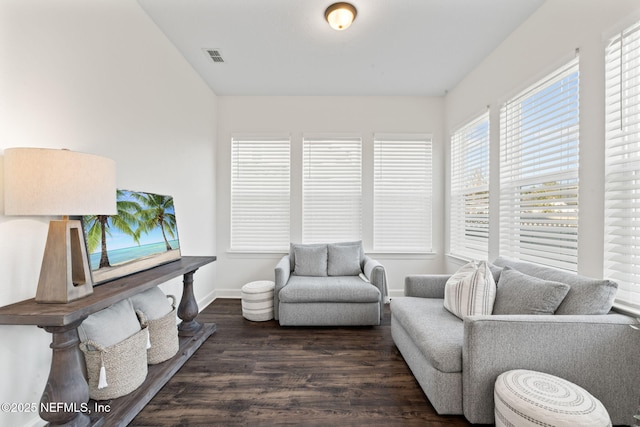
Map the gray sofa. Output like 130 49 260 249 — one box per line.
274 241 386 326
391 256 640 425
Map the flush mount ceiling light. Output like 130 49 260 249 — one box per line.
325 2 357 31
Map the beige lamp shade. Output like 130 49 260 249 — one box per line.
4 147 117 216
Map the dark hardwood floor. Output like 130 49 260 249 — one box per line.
130 299 474 426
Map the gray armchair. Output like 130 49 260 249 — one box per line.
274 241 386 326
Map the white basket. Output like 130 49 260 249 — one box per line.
79 326 148 401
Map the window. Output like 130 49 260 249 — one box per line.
302 136 362 243
450 113 490 260
499 58 580 271
373 134 432 252
604 20 640 310
230 136 290 251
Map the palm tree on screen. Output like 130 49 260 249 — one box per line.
84 190 141 268
132 192 177 252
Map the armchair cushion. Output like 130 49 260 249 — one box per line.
492 267 570 315
328 242 362 276
292 244 327 277
289 241 364 272
279 275 380 303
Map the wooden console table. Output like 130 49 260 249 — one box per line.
0 256 216 427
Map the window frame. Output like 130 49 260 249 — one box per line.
499 57 580 271
302 134 363 244
604 20 640 311
230 135 291 252
373 133 433 253
449 113 490 260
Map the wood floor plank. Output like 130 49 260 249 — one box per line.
130 299 476 427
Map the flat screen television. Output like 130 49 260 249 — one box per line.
83 189 181 285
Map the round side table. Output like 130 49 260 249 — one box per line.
494 369 611 427
241 280 275 321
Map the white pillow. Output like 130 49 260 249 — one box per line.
443 260 496 319
77 298 141 348
129 286 173 321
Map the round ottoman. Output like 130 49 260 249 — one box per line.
241 280 275 321
494 369 611 427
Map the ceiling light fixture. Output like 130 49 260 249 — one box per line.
325 2 357 31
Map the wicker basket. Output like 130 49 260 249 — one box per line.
144 295 179 364
79 326 149 401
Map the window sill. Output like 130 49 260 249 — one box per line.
226 250 286 259
365 252 436 260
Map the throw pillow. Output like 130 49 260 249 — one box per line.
77 298 141 348
327 242 362 276
443 260 497 319
129 286 173 321
489 264 503 283
289 243 326 272
332 241 365 265
492 256 618 314
293 244 328 276
492 267 570 315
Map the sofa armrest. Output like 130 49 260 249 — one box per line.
363 256 387 319
274 255 291 320
462 313 640 425
404 274 451 298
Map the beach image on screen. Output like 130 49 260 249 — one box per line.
83 189 181 284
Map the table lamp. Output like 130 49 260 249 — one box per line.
3 148 117 303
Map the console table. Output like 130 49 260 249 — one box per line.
0 255 216 427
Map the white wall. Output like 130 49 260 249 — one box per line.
0 1 217 426
444 0 640 276
216 96 445 298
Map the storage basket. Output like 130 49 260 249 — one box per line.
79 325 149 401
143 295 179 364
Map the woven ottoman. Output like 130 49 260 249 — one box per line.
241 280 275 321
495 369 611 427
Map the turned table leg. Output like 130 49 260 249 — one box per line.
177 269 202 337
40 320 91 427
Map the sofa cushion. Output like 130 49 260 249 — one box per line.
328 242 362 276
444 260 496 319
489 264 503 283
391 297 463 373
292 244 327 276
279 276 380 303
492 267 570 315
493 256 618 315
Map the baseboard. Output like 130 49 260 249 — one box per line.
197 288 218 310
212 289 242 299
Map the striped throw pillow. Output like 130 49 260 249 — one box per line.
443 260 496 319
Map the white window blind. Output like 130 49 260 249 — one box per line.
604 20 640 310
373 135 432 252
230 136 290 251
499 58 580 271
450 114 490 260
302 136 362 243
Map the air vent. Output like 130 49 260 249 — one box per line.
204 48 225 63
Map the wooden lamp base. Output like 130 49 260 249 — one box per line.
35 218 94 304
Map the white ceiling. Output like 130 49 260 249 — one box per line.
137 0 545 96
